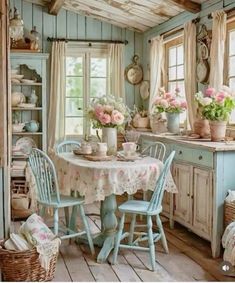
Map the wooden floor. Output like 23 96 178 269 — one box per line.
12 201 235 282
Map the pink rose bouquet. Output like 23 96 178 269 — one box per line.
195 86 235 121
88 95 130 130
152 87 187 114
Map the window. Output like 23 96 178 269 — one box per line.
65 44 109 136
227 21 235 123
165 36 186 124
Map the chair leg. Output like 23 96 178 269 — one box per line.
113 213 125 264
64 207 70 229
69 205 78 232
39 205 46 218
128 214 136 244
156 214 169 254
79 205 95 256
53 208 59 235
147 215 156 271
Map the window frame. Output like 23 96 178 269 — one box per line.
164 35 186 126
226 20 235 126
65 43 110 137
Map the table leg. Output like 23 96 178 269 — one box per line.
96 194 118 263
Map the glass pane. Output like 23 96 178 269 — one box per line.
66 98 83 116
229 56 235 76
168 82 177 93
169 67 176 80
66 57 83 76
177 45 183 65
229 78 235 91
66 77 83 97
169 47 176 67
90 58 107 77
177 65 184 79
90 78 106 98
176 81 185 97
229 31 235 56
65 117 83 135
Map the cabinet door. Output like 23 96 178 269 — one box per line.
193 168 213 239
173 163 192 225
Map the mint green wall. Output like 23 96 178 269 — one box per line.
142 0 235 100
9 0 143 109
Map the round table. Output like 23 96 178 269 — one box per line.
55 152 177 262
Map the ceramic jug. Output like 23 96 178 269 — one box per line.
28 90 38 105
24 120 39 132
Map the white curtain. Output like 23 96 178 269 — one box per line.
209 10 227 90
149 35 164 113
109 44 125 100
48 41 66 152
184 21 197 130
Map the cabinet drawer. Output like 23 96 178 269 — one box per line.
173 146 213 168
191 149 213 168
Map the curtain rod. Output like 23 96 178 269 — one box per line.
148 17 200 43
208 7 235 19
47 37 128 45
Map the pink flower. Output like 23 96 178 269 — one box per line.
175 87 180 93
169 99 180 108
104 105 114 113
205 87 216 97
111 110 124 125
164 92 173 100
180 101 187 109
215 92 226 103
95 105 104 118
158 99 169 108
154 97 162 105
99 113 111 125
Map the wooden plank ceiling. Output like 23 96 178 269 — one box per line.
26 0 206 32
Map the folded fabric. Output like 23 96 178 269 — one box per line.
222 222 235 248
225 190 235 203
4 233 32 251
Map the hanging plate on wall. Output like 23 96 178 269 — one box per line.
140 80 150 100
125 55 143 85
196 59 210 84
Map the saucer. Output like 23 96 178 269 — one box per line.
117 151 141 161
73 149 92 155
84 155 113 161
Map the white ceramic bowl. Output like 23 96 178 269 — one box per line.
12 123 25 132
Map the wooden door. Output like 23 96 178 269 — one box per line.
192 168 213 240
173 162 192 226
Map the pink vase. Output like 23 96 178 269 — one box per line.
209 120 227 141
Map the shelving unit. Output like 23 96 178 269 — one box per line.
10 52 49 180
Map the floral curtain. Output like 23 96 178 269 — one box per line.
149 35 164 113
209 10 227 90
48 41 67 153
109 44 125 100
184 21 197 130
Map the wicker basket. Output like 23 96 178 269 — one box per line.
224 201 235 228
0 242 58 282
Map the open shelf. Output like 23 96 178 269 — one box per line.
12 107 42 111
12 132 43 135
11 82 42 86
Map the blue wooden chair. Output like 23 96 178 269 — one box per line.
141 141 166 162
28 148 95 255
56 140 81 154
112 151 175 271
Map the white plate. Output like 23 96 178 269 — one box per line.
21 79 36 84
11 74 24 80
117 151 141 161
18 103 36 108
16 137 37 155
140 80 150 100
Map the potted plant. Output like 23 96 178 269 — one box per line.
151 87 187 134
195 86 235 141
131 106 150 128
87 95 130 154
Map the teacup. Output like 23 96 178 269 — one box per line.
122 142 137 157
81 143 92 154
96 142 107 157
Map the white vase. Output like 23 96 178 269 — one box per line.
166 113 180 134
102 127 117 155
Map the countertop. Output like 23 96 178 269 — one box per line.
138 131 235 152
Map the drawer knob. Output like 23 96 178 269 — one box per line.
187 193 190 197
179 150 182 155
198 155 203 160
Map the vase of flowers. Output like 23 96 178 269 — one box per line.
131 106 150 128
195 86 235 141
88 95 130 155
151 87 187 134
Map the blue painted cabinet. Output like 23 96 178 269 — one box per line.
139 133 235 258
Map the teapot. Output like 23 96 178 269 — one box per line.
12 92 25 107
24 120 39 132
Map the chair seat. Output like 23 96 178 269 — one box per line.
118 200 162 215
38 195 84 208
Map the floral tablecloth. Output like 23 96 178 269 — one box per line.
54 153 177 204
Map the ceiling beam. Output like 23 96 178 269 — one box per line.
48 0 65 15
168 0 201 13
